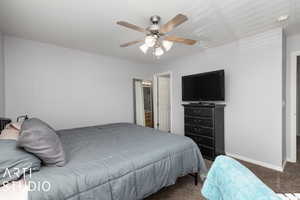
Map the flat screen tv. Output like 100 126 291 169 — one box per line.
182 70 225 101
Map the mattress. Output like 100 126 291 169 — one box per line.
27 123 207 200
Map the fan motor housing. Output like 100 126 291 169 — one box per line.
148 15 161 34
150 15 161 24
148 24 159 32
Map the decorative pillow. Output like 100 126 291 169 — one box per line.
0 128 20 140
6 122 23 131
17 118 66 167
0 122 23 140
0 140 41 185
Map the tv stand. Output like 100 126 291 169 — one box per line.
183 103 225 160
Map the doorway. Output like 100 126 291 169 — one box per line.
133 79 154 128
154 72 172 132
290 52 300 162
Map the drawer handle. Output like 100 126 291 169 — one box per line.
194 119 202 123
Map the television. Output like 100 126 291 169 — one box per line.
182 70 225 101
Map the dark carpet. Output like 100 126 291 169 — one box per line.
146 137 300 200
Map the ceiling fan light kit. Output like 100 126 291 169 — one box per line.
145 35 157 47
154 47 164 57
162 40 173 51
117 14 197 59
139 43 149 54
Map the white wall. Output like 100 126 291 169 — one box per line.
286 33 300 160
4 36 154 129
156 28 284 169
282 31 287 163
0 32 4 117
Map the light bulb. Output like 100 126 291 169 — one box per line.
139 44 149 54
162 40 173 51
154 47 164 57
145 35 156 47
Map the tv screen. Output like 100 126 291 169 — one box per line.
182 70 225 101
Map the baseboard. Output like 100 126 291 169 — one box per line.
282 160 287 171
286 157 297 163
225 153 283 172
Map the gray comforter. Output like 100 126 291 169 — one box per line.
28 123 207 200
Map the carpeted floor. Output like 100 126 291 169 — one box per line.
146 137 300 200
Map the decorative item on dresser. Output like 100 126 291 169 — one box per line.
183 103 225 160
0 118 12 132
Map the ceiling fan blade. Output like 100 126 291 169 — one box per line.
164 35 197 45
117 21 146 33
159 14 188 34
120 40 143 47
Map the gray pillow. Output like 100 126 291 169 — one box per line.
0 140 41 185
17 118 66 167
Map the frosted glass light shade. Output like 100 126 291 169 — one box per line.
154 47 164 57
145 35 156 47
139 44 149 54
162 40 173 51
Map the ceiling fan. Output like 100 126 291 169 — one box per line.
117 14 197 58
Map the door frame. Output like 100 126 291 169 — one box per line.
153 71 173 132
290 51 300 162
132 78 153 125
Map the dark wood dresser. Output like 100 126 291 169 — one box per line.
183 104 225 160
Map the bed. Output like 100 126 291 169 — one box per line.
9 123 207 200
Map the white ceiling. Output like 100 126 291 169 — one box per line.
0 0 299 63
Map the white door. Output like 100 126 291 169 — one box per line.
158 76 170 132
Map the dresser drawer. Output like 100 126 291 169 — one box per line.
186 134 213 147
185 125 213 137
185 117 213 127
198 145 214 159
184 107 213 117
